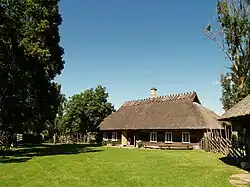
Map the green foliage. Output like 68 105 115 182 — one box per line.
60 85 115 135
232 131 238 141
43 93 67 138
220 73 239 110
205 0 250 110
0 0 64 146
102 140 107 146
89 139 96 144
136 140 144 148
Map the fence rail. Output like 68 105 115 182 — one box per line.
201 131 246 163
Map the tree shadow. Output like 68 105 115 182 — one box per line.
219 156 249 171
0 143 103 164
0 157 31 163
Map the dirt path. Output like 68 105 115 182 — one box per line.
230 173 250 186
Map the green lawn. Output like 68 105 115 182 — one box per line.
0 144 242 187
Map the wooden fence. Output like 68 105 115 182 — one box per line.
200 131 247 163
45 132 98 144
228 142 247 163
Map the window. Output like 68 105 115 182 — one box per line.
182 132 190 143
112 132 117 141
103 132 108 141
165 132 172 143
150 132 157 142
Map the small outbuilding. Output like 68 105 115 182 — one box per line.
219 94 250 163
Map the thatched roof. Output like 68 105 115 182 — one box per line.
100 91 223 130
219 94 250 121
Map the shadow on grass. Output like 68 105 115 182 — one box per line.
0 144 103 164
0 157 31 163
219 156 249 171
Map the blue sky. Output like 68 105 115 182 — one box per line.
57 0 231 115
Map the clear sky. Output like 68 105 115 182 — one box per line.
57 0 231 115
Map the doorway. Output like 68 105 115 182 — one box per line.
127 131 135 146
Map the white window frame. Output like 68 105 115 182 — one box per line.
165 132 172 143
182 132 190 143
150 132 157 142
112 132 117 141
103 132 108 141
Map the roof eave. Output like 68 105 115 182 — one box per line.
218 113 250 121
100 127 223 131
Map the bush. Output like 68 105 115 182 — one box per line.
136 140 143 148
89 139 96 144
22 134 42 144
232 131 238 142
102 140 107 146
95 132 103 145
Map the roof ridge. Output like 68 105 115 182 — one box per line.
122 91 197 107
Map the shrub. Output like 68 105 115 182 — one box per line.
95 132 103 145
136 140 143 148
102 140 107 146
89 139 96 144
232 131 238 141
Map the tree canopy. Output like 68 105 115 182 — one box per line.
205 0 250 110
57 85 115 136
0 0 64 148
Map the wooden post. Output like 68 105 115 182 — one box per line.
205 135 209 152
247 127 250 164
230 125 233 140
225 125 228 139
134 131 136 147
219 129 222 138
53 133 56 144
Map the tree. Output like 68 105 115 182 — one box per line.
61 85 115 137
61 93 84 135
204 0 250 110
44 93 67 139
82 85 115 131
0 0 64 148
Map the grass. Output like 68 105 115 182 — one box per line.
0 144 243 187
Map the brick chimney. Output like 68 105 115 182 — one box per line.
150 87 157 98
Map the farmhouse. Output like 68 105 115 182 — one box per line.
99 88 223 149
